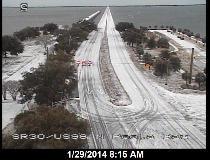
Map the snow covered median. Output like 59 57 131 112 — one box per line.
99 28 131 106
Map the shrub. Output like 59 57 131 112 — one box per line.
147 37 156 49
48 51 73 63
199 84 206 91
4 81 20 101
139 26 148 31
55 32 79 53
201 37 206 43
192 85 199 90
19 55 76 105
3 106 90 149
169 56 181 72
195 33 200 39
182 72 191 85
2 35 24 57
143 53 152 64
121 28 146 46
153 59 168 77
116 22 134 32
178 28 182 32
170 52 177 56
69 27 89 42
157 38 169 48
181 84 189 89
195 72 206 89
41 23 58 34
136 45 144 57
14 27 40 41
55 21 95 53
160 25 164 29
159 50 171 60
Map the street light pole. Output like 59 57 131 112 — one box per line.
189 48 194 84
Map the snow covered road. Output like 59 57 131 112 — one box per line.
75 7 206 149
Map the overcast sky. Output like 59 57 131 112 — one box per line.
3 0 206 7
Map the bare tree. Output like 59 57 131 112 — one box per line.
63 25 69 30
5 80 20 101
38 35 51 52
38 34 52 59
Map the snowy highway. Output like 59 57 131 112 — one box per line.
75 7 206 149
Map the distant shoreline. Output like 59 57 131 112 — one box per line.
3 4 206 8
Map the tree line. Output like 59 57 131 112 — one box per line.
54 20 97 54
2 20 97 149
2 23 57 58
116 22 206 91
3 51 90 149
116 22 180 76
118 23 206 43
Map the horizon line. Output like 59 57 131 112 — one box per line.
2 3 206 8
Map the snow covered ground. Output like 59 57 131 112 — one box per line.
152 30 206 57
149 80 206 135
153 30 206 72
126 44 204 94
2 39 55 129
3 40 47 81
2 94 27 129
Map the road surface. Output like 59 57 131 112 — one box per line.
75 7 206 149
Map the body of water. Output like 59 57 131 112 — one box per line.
2 7 105 35
111 5 206 37
3 5 206 37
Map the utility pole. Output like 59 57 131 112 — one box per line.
189 48 194 84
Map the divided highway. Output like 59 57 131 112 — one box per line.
75 7 206 149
